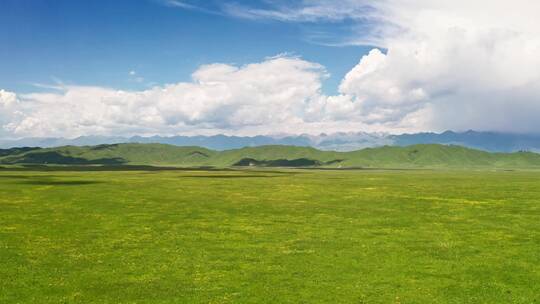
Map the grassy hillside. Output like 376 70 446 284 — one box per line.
1 143 540 169
0 144 216 167
342 144 540 168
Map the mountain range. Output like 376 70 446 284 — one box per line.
1 131 540 153
2 143 540 169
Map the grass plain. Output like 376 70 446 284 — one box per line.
1 168 539 303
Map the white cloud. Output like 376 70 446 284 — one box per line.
0 89 18 107
3 56 383 137
343 0 540 132
2 53 419 138
220 0 540 133
0 90 23 137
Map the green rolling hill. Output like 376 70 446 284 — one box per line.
1 143 540 169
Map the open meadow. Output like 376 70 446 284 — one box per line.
1 168 539 303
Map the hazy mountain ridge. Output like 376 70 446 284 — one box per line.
1 131 539 152
0 133 386 151
391 131 540 153
2 143 540 169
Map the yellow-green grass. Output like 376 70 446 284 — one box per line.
1 168 539 303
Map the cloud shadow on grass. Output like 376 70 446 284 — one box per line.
20 179 103 186
0 174 69 179
182 174 283 179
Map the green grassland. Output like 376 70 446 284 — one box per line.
1 168 539 303
2 143 540 169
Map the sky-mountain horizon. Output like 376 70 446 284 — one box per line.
2 130 540 153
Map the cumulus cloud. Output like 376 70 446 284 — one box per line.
0 89 17 107
332 0 540 132
3 56 381 137
223 0 540 133
0 90 22 136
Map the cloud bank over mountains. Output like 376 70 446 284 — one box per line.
2 0 540 138
0 56 414 138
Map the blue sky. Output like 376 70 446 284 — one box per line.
1 0 539 138
0 0 372 95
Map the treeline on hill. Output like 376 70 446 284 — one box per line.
1 143 540 169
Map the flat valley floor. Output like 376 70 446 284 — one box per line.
1 168 539 303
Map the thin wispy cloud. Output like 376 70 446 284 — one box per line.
162 1 384 47
162 0 199 10
128 70 145 83
155 1 372 47
221 1 376 23
29 83 65 91
159 0 224 15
